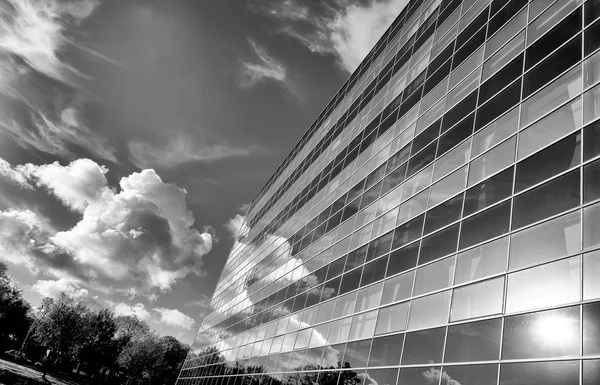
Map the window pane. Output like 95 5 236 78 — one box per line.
375 302 409 335
584 49 600 88
334 293 358 318
424 193 464 235
505 256 581 313
402 164 433 199
418 223 460 265
584 250 600 300
520 65 582 127
483 30 525 82
527 0 583 44
584 202 600 248
471 106 518 159
512 170 580 230
348 310 377 340
485 6 527 60
584 301 600 355
433 139 471 181
584 120 600 161
583 360 600 385
515 131 581 192
584 158 600 203
585 81 600 126
502 306 580 359
368 334 404 367
414 256 456 296
459 200 511 250
398 189 429 224
399 367 441 385
401 327 446 364
387 243 419 276
441 364 498 385
500 360 579 385
517 98 583 160
463 167 513 216
468 136 515 187
455 236 508 284
429 167 468 207
343 339 371 368
366 368 399 385
381 271 414 305
407 290 451 329
450 276 504 321
444 318 502 362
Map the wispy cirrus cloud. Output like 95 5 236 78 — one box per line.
128 133 266 169
251 0 409 73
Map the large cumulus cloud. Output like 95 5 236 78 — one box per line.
0 157 213 297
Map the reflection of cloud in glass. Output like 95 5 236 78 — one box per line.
321 345 342 368
422 368 462 385
359 372 379 385
534 312 579 348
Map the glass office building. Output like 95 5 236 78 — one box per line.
178 0 600 384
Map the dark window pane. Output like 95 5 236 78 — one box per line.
437 113 475 157
525 9 582 70
512 170 580 229
386 242 419 276
444 319 502 362
401 327 446 364
475 80 522 130
441 364 498 385
392 214 424 250
365 368 398 385
367 231 394 262
398 367 440 385
584 120 600 161
585 159 600 203
368 334 404 367
360 182 383 211
463 167 514 216
359 257 387 287
418 223 460 265
382 163 407 195
502 306 580 359
524 36 582 98
457 7 489 48
326 256 347 281
428 43 454 76
342 339 371 369
584 301 600 355
479 54 523 105
424 59 452 95
586 19 600 55
453 28 486 70
459 200 511 249
412 120 441 155
488 0 528 37
346 245 368 272
442 91 478 132
587 0 600 25
339 269 362 295
407 142 437 177
516 132 581 192
424 194 464 234
584 360 600 385
500 361 579 385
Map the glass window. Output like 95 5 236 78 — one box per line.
442 90 477 132
438 114 475 158
455 236 508 284
586 18 600 55
512 170 580 230
516 131 581 192
584 202 600 248
463 167 513 216
401 327 446 364
584 359 600 385
433 139 471 182
459 201 511 249
366 368 399 385
449 47 484 91
585 120 600 161
584 49 600 88
328 316 352 344
355 282 383 313
408 142 437 177
361 257 388 286
375 301 409 335
368 334 404 367
527 0 583 45
444 318 502 362
398 188 429 224
387 242 419 276
510 210 581 270
342 339 371 369
505 256 582 313
471 106 518 158
474 79 521 131
499 360 579 385
520 65 582 127
419 223 460 265
502 306 580 359
402 164 433 199
488 0 527 38
429 167 467 208
447 69 482 111
334 292 358 319
517 98 583 160
584 301 600 355
467 136 515 187
480 53 523 105
414 256 456 296
585 83 600 125
584 250 600 300
407 290 452 329
450 276 504 321
393 214 424 250
381 271 414 305
441 364 498 385
424 193 464 235
483 30 525 82
348 310 377 341
585 159 600 204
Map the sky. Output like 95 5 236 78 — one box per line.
0 0 408 343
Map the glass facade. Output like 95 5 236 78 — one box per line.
177 0 600 384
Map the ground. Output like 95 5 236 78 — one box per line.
0 358 80 385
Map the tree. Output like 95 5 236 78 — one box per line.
117 331 163 380
76 309 120 370
153 336 189 385
0 261 32 349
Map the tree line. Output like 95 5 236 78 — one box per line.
0 261 189 385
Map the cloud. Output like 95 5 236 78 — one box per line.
252 0 409 73
0 157 214 296
154 307 195 330
128 134 264 169
241 39 288 87
225 214 247 239
114 302 151 321
0 158 33 189
32 278 89 300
